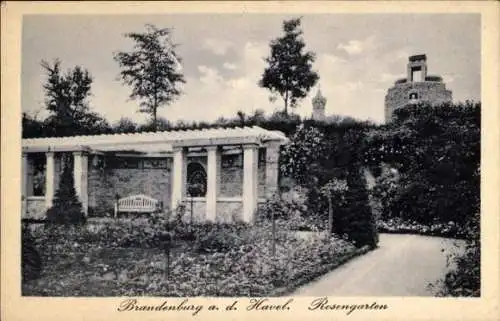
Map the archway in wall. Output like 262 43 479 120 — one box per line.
187 162 207 197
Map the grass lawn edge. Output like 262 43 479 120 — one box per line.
377 229 467 240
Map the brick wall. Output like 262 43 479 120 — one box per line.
218 151 267 198
88 158 171 215
385 81 453 122
219 153 243 197
87 148 272 220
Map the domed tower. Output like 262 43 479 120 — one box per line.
312 87 327 121
385 54 452 123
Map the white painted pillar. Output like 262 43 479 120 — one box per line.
171 146 186 211
242 144 258 223
73 151 88 216
265 143 282 198
53 154 62 195
22 153 28 216
206 146 219 222
45 152 55 208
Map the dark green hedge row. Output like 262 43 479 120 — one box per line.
366 102 480 227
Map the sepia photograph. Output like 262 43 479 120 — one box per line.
19 12 481 298
2 2 499 320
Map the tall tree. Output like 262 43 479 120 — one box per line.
114 24 186 131
259 18 319 115
41 59 110 136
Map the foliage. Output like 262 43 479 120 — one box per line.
112 117 137 133
320 178 348 233
22 225 42 282
278 121 378 246
23 220 370 297
259 194 307 221
320 178 348 198
280 124 325 185
193 224 246 253
24 104 373 139
369 167 399 220
22 113 45 138
114 24 186 131
365 102 480 226
334 168 378 248
41 59 92 123
259 18 319 115
137 116 174 132
257 193 320 231
23 60 112 138
432 211 480 297
377 218 468 239
363 102 481 296
46 157 86 225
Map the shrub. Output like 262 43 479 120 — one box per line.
320 178 348 234
377 218 469 239
87 206 114 218
194 224 247 253
258 193 321 231
259 194 306 221
23 215 373 296
432 212 480 296
46 157 86 225
280 124 326 186
35 214 171 249
22 225 42 281
369 167 399 220
334 168 378 248
366 102 480 227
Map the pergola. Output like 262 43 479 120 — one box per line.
22 126 288 223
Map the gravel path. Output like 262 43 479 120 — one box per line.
292 233 465 296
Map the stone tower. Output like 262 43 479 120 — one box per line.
384 54 452 123
312 87 326 121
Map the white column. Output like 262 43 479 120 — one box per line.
265 143 282 198
171 146 186 211
22 153 28 217
73 151 88 216
45 152 55 208
53 154 62 195
242 144 258 223
206 146 219 222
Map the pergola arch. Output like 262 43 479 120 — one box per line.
22 126 288 223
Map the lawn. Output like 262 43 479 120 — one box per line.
22 217 372 297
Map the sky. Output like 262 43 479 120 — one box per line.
22 14 480 125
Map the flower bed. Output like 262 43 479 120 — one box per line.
22 219 370 296
377 218 468 239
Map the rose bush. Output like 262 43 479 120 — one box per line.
377 218 468 239
22 219 370 296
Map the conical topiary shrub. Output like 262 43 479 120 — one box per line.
335 167 379 248
46 156 86 225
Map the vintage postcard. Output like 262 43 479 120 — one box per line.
1 1 499 321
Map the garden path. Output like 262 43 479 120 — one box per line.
292 233 466 296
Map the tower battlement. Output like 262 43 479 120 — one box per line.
384 55 452 123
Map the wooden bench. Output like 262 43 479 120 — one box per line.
114 194 162 218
